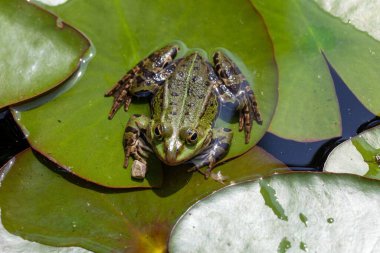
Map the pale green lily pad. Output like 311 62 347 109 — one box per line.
324 125 380 179
169 173 380 253
251 0 380 141
0 147 288 253
314 0 380 41
12 0 278 188
0 0 89 109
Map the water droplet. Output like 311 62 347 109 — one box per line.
259 180 288 221
300 241 308 252
277 237 291 253
299 213 308 227
327 217 334 223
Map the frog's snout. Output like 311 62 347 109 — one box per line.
165 149 178 164
164 138 184 165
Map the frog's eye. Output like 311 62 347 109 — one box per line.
185 130 199 145
153 123 173 140
154 124 163 140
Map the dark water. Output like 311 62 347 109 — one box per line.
0 58 379 170
0 110 28 167
258 59 379 169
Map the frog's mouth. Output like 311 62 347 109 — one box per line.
153 144 194 166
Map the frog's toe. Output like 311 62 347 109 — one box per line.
131 160 147 179
108 89 133 119
187 165 208 177
239 102 261 144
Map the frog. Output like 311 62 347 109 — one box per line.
105 44 262 179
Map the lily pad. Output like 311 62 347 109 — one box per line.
324 125 380 179
12 0 278 188
0 0 89 109
314 0 380 41
0 147 288 253
0 210 90 253
169 173 380 253
250 0 380 141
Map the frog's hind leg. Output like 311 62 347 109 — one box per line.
189 128 233 178
105 44 180 119
123 114 152 178
212 51 262 144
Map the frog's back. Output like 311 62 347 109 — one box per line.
151 53 218 129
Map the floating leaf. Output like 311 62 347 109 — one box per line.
324 125 380 179
0 147 288 253
0 209 90 253
314 0 380 41
0 0 89 109
12 0 278 188
250 0 380 141
169 173 380 253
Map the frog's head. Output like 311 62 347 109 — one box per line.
149 123 212 166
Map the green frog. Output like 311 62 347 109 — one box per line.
105 44 262 179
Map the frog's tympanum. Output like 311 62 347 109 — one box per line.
106 44 262 179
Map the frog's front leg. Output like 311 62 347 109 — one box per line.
213 51 262 144
105 44 179 119
123 114 152 179
190 128 233 178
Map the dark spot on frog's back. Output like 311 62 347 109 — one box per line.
177 71 184 78
192 76 198 82
135 75 145 84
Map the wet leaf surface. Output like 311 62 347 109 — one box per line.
0 147 287 253
169 173 380 253
324 125 380 179
250 0 380 141
0 0 89 109
13 0 278 188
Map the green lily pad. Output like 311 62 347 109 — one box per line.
169 173 380 253
0 0 89 109
12 0 278 188
0 214 90 253
0 147 288 253
250 0 380 141
324 125 380 179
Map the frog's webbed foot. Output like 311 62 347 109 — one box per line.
189 128 233 179
105 44 180 119
105 72 135 119
237 85 262 143
212 51 262 144
123 114 152 179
